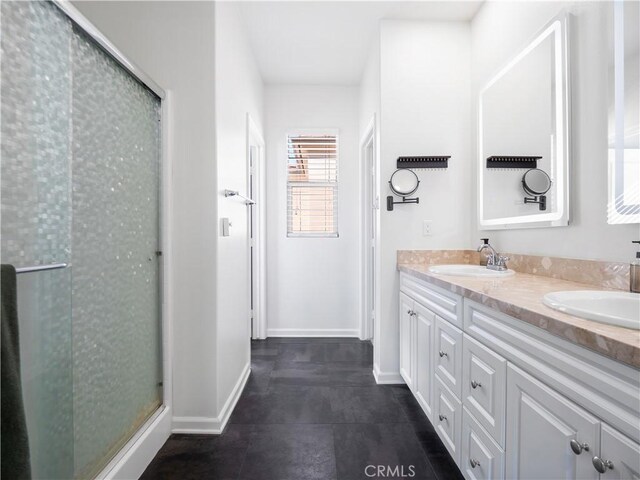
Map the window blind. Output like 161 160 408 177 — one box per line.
287 134 338 237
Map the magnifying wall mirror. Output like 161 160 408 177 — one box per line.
387 169 420 211
522 168 552 210
389 169 419 196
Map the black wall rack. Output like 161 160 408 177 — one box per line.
397 156 450 169
486 156 541 169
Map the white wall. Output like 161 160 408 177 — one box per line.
73 0 219 424
214 2 264 416
472 1 639 262
376 20 472 379
265 86 360 337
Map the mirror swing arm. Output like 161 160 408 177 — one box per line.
524 193 547 211
387 193 419 211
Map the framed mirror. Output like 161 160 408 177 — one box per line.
607 0 639 224
478 12 571 229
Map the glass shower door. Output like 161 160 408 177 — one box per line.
1 1 163 478
70 25 162 479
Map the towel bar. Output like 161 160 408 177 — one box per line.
15 263 69 274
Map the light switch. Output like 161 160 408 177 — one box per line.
221 217 230 237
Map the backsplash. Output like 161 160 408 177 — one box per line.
397 250 630 291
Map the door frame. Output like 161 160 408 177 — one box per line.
359 115 378 341
247 113 266 339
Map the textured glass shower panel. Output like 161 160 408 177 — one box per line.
1 2 74 479
0 0 72 265
71 26 162 478
17 269 74 480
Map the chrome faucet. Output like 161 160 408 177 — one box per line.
477 238 510 271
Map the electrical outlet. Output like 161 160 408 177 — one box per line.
423 221 433 236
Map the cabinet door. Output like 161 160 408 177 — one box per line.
461 407 505 480
506 364 600 480
598 424 640 479
414 302 435 420
462 334 507 447
435 316 463 399
399 292 414 389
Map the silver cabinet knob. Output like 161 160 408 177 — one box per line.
407 309 412 315
438 414 447 422
570 439 589 455
592 457 614 474
469 459 480 469
471 380 482 389
439 351 448 358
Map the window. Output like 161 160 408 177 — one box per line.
287 132 338 237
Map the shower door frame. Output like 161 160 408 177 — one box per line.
51 2 173 479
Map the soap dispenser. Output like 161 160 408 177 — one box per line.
632 241 640 294
479 238 490 266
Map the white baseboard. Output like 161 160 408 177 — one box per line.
97 405 171 480
267 328 360 337
172 362 250 434
372 363 405 384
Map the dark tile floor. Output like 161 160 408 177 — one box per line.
140 338 463 480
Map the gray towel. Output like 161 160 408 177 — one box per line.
1 264 31 479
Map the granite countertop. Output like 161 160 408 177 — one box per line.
398 263 640 369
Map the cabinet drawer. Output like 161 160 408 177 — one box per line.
462 334 506 447
400 272 462 328
461 407 504 480
435 374 462 465
435 316 463 399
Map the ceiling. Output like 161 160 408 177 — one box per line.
239 1 483 86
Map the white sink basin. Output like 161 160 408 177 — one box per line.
543 291 640 330
428 264 515 278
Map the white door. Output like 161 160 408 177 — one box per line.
249 145 257 337
399 292 414 389
362 133 377 341
598 424 640 479
414 301 435 420
247 114 265 340
506 364 600 480
367 140 376 340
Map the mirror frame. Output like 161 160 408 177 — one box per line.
389 169 419 197
478 11 571 230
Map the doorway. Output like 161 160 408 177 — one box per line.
361 117 378 341
247 114 266 339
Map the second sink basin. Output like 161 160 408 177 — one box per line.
543 290 640 330
428 264 515 277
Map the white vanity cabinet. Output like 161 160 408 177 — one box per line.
398 271 640 480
